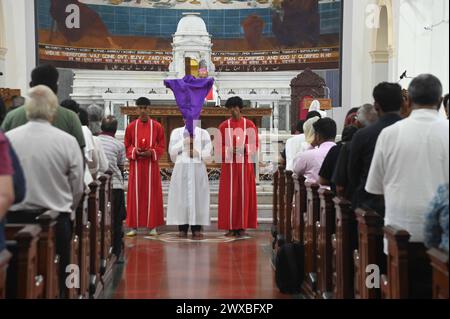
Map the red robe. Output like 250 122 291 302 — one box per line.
125 118 165 229
218 117 259 230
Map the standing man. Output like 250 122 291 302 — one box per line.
348 82 403 216
1 64 85 150
124 97 165 237
167 122 212 239
218 96 259 237
6 85 84 298
366 74 449 298
98 116 127 257
366 74 449 239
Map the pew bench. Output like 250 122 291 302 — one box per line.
6 210 60 299
316 188 335 299
381 225 433 299
98 172 115 287
0 248 12 299
301 182 320 299
88 181 104 299
5 224 43 299
353 208 385 299
75 190 91 299
427 248 449 299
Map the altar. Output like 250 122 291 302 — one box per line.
121 106 272 168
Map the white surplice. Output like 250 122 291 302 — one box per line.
167 126 212 226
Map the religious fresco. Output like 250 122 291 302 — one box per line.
35 0 342 72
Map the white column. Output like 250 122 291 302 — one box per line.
0 0 6 87
104 101 113 116
2 0 36 92
273 101 279 133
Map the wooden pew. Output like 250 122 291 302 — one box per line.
353 208 384 299
380 226 410 299
0 248 12 299
301 182 320 298
98 172 115 287
35 211 60 299
427 248 449 299
88 181 103 299
276 165 286 249
381 226 433 299
6 211 60 299
271 169 279 257
333 197 358 299
75 190 91 299
291 175 306 245
285 171 294 244
316 188 335 299
67 232 80 299
5 224 43 299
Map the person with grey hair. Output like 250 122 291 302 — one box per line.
366 74 449 298
332 104 377 199
356 103 379 128
6 85 84 298
87 103 105 136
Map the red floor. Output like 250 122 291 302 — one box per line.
113 231 289 299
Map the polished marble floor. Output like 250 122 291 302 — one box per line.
113 231 290 299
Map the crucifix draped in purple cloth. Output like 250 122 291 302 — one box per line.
164 75 214 136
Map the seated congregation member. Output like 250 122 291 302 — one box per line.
319 125 358 192
79 108 108 181
1 64 85 150
284 120 305 171
366 74 449 244
348 83 403 215
218 97 259 238
333 104 378 198
281 111 322 166
424 184 449 254
167 122 212 240
124 97 165 237
298 115 321 154
6 85 85 297
0 131 15 252
293 118 337 184
98 116 127 258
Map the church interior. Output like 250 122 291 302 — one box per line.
0 0 449 304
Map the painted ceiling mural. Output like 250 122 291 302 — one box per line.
35 0 342 72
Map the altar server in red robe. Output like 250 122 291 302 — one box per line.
125 97 165 236
218 96 259 237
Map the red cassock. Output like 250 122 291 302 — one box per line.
125 118 165 229
218 117 259 230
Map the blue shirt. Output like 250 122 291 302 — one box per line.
424 184 449 253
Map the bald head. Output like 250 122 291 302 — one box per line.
357 103 378 127
408 74 443 109
101 115 118 135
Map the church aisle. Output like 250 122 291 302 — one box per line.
113 231 290 299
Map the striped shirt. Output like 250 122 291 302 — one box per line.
98 134 126 189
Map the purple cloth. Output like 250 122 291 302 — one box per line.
164 75 214 136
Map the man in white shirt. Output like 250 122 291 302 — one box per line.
6 85 84 297
167 124 212 239
366 74 449 243
285 120 305 171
